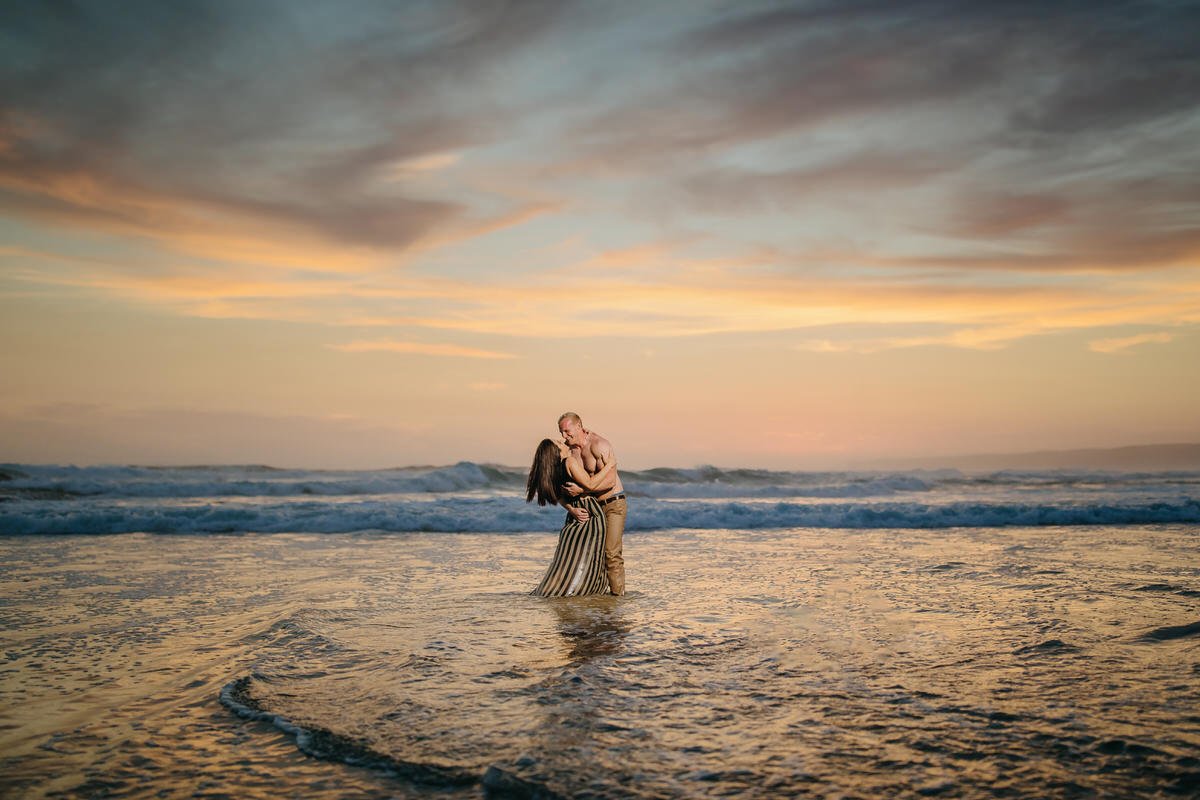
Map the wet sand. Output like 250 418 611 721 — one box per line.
2 525 1198 798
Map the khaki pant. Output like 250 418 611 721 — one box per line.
601 496 628 595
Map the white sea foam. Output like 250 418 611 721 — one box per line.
3 494 1199 535
3 462 1199 535
0 462 515 498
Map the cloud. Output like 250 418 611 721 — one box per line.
0 1 572 265
922 165 1200 272
388 152 464 174
563 2 1029 168
329 340 517 359
553 2 1200 274
7 233 1200 353
793 339 863 354
949 193 1073 238
1088 332 1174 354
671 1 1200 144
1003 3 1200 136
6 1 1197 279
0 162 460 269
3 0 1199 357
675 152 956 214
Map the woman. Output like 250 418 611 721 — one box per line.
526 438 617 597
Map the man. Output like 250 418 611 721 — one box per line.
558 412 627 596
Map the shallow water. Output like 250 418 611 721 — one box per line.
2 525 1199 798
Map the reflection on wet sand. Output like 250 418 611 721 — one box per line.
508 594 649 797
546 594 630 665
4 525 1200 799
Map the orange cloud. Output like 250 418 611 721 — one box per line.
0 122 553 276
387 151 463 174
1088 332 1174 353
328 340 517 359
0 165 389 272
7 236 1200 352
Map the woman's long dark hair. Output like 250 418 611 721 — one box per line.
526 438 566 506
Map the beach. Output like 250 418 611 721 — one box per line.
6 2 1200 796
2 468 1199 799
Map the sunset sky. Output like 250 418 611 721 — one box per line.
2 1 1198 469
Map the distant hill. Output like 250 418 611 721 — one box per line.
861 443 1200 471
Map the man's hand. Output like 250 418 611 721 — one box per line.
566 505 590 523
563 481 584 497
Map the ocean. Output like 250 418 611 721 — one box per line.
3 462 1200 534
1 464 1198 798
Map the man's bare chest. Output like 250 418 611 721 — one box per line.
578 449 602 474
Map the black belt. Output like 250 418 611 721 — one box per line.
599 493 626 506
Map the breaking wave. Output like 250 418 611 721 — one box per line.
4 462 1199 535
4 495 1200 535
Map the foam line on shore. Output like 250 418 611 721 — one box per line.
219 677 479 788
219 676 564 798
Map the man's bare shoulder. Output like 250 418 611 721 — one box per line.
588 431 615 458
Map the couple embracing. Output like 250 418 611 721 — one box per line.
526 412 628 597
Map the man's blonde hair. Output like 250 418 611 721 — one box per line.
557 412 583 427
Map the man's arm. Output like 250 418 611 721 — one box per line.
564 456 616 493
563 440 618 497
561 456 613 520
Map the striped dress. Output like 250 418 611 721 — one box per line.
530 495 610 597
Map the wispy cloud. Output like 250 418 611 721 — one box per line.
1089 332 1174 354
7 236 1200 353
3 0 1199 354
328 340 517 359
387 152 463 175
0 1 577 271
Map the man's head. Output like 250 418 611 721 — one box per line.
558 412 585 447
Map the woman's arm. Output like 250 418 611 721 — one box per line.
563 455 616 493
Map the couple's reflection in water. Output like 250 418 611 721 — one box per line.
476 595 638 799
509 595 639 795
547 594 631 666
